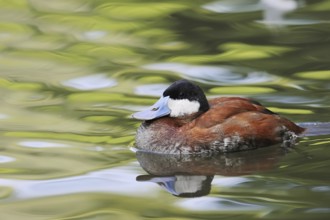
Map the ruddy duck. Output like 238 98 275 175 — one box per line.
133 80 305 154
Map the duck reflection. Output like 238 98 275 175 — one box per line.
137 175 213 197
136 146 287 197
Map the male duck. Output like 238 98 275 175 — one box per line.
133 79 305 154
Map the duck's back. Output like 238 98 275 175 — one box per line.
183 97 305 152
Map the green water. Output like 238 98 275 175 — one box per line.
0 0 329 219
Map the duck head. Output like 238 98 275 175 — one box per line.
133 80 209 120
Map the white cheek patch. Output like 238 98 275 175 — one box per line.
168 98 200 117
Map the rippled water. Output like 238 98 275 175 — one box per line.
0 0 329 219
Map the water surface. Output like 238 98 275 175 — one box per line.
0 0 329 219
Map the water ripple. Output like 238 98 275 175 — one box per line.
0 163 156 202
62 74 117 90
19 140 69 148
134 84 169 97
0 155 15 163
203 0 261 13
143 62 277 85
176 196 268 212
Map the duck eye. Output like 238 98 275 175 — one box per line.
152 107 159 111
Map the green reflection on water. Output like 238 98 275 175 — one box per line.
170 42 295 63
295 70 330 80
209 86 276 94
0 0 329 219
96 2 189 20
5 131 133 145
266 107 313 115
0 78 43 90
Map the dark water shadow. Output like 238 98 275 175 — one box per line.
136 145 288 197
